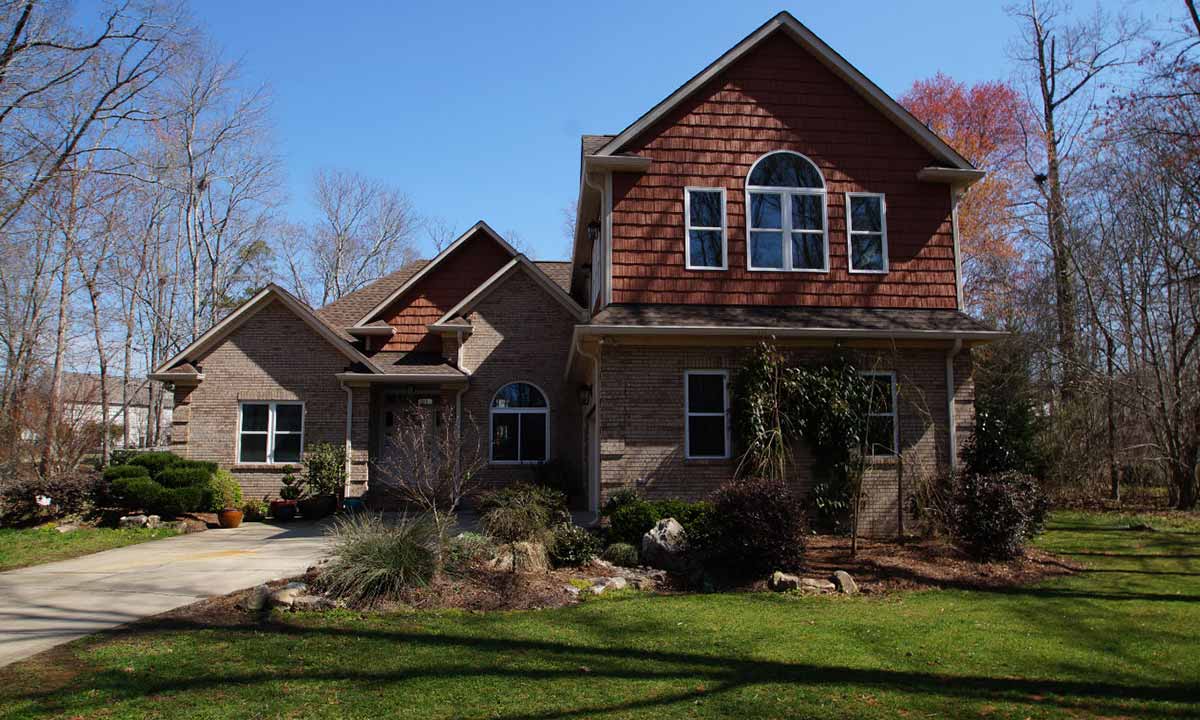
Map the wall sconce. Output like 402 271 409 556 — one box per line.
578 384 593 407
586 221 600 244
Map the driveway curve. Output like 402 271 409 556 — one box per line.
0 521 329 668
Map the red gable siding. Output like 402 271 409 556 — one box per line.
610 32 958 309
377 231 513 353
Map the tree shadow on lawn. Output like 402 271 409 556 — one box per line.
3 614 1197 720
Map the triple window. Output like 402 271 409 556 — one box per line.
684 371 730 459
238 401 303 464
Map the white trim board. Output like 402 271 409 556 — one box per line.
594 11 975 173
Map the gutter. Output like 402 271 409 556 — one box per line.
334 372 467 385
945 338 964 474
573 324 1006 342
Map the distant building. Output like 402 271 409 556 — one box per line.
60 373 173 448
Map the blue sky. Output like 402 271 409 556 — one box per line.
177 0 1174 261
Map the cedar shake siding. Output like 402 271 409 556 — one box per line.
458 269 583 493
376 230 513 353
169 299 370 499
609 33 957 308
598 342 973 537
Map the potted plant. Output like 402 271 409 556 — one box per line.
212 469 245 529
297 443 345 520
242 497 269 522
270 468 302 522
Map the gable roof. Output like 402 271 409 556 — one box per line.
315 260 430 336
432 256 586 328
353 221 519 327
151 284 383 377
594 11 974 171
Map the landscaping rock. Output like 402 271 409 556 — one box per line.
590 576 628 595
641 517 687 572
563 584 581 598
800 577 837 593
118 514 149 529
240 584 272 611
291 594 335 611
769 571 803 591
488 542 550 573
832 570 859 595
268 582 308 608
54 523 79 534
145 515 161 529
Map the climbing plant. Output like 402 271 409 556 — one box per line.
733 342 882 551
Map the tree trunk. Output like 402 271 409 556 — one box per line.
40 257 70 478
1107 335 1118 503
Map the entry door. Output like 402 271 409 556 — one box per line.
375 391 439 490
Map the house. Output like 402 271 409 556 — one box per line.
150 12 1003 534
60 373 173 448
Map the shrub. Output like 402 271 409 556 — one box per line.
109 476 165 512
102 464 150 483
809 479 853 534
950 471 1048 561
108 449 142 466
607 500 661 546
157 485 210 517
127 451 182 478
303 442 346 497
0 471 104 526
241 497 268 521
693 477 807 581
445 531 495 573
156 466 213 489
208 469 243 511
171 459 219 474
477 482 568 534
601 542 639 567
600 488 642 517
548 523 600 567
319 513 436 603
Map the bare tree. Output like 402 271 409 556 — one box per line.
284 168 416 306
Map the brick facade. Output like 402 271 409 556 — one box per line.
169 299 370 499
596 340 973 536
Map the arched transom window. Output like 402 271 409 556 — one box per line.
746 151 828 272
490 382 549 463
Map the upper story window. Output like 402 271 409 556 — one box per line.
684 187 727 270
847 192 888 273
746 151 828 272
491 382 549 464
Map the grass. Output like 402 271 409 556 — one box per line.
0 525 178 572
0 511 1196 719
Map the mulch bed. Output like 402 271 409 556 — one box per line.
799 535 1080 593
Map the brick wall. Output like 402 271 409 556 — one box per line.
170 299 369 499
458 269 583 494
597 341 972 536
608 32 957 309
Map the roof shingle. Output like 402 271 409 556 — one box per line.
588 304 999 334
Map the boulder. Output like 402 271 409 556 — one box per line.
291 594 335 611
240 584 272 611
769 571 803 592
563 584 581 598
800 578 836 593
488 542 550 573
832 570 858 595
145 515 161 529
118 514 149 529
268 582 308 608
641 518 687 572
54 523 79 534
590 576 628 595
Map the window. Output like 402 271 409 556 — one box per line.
685 371 729 459
863 372 897 457
847 192 888 273
684 187 727 269
490 382 549 463
746 151 828 272
238 401 303 464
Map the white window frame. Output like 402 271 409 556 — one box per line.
684 370 731 460
683 186 728 270
489 382 550 465
744 151 829 273
862 371 899 458
846 191 889 274
236 401 305 465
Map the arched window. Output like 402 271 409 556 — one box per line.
490 382 549 463
745 151 828 272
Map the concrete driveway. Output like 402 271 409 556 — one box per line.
0 521 330 668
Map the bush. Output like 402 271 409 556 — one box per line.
156 466 213 489
241 497 268 521
548 523 600 567
0 471 104 526
950 471 1048 561
319 513 437 603
601 542 639 567
445 531 495 573
693 477 807 581
810 479 853 534
208 469 243 511
157 485 210 517
600 488 641 517
303 442 346 497
127 451 182 478
102 464 150 483
477 482 568 539
109 476 165 512
607 500 661 546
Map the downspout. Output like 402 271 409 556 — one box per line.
341 382 355 496
577 337 603 516
945 339 963 474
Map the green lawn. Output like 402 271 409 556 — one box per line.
0 511 1196 719
0 526 178 572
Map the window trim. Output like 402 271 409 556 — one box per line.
744 151 829 273
845 191 889 274
683 186 728 270
236 401 305 466
489 381 550 465
861 371 899 458
684 370 731 460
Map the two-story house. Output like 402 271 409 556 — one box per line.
150 12 1002 535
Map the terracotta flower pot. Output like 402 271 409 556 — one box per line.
217 509 244 529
